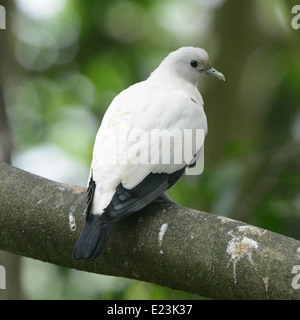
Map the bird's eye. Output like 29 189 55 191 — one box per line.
190 60 198 68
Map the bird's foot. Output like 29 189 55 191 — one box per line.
154 193 179 206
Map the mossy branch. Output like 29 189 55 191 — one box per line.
0 162 300 299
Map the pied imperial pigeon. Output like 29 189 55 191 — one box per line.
73 47 225 261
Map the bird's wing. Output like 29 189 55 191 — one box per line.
121 89 207 188
90 85 207 218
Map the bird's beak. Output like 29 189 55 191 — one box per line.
204 67 225 81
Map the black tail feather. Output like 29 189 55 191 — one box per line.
72 214 113 261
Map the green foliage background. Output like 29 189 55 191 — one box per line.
0 0 300 299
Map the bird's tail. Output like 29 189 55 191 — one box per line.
72 214 113 261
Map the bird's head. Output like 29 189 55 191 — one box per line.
155 46 225 86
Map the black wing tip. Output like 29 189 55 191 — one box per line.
73 169 186 261
106 169 186 219
86 176 96 218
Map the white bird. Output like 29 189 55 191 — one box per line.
73 46 225 261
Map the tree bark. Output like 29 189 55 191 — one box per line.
0 162 300 300
0 0 22 300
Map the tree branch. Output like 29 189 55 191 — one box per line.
1 162 300 299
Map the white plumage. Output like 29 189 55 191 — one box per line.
73 46 225 261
